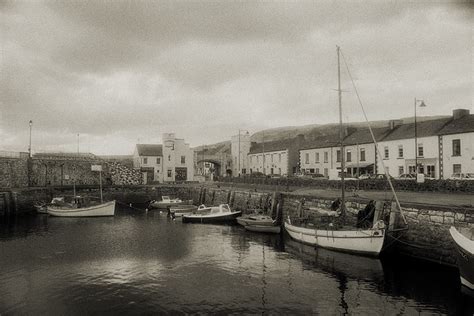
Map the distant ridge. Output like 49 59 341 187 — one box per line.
193 115 449 154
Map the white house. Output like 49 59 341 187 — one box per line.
133 133 194 183
437 109 474 179
133 144 163 183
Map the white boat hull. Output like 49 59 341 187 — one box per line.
284 220 385 256
47 201 116 217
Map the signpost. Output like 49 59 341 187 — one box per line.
91 165 103 203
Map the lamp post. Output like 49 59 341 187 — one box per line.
414 98 427 175
77 133 80 155
28 120 33 158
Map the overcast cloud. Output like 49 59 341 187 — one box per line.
1 1 472 154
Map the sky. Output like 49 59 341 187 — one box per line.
1 1 472 155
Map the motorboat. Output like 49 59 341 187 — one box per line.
148 196 193 209
449 226 474 290
182 204 241 224
47 196 115 217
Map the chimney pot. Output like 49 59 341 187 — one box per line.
453 109 470 120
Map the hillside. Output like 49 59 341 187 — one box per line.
193 115 449 154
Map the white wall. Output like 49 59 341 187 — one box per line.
248 150 288 175
441 132 474 178
376 136 439 178
162 133 194 182
231 134 251 176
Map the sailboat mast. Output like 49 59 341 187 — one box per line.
337 46 345 211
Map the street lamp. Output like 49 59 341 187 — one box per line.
238 129 249 177
28 120 33 158
414 98 427 175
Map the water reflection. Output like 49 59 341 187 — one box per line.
0 206 473 314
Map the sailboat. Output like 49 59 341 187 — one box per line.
284 46 404 257
47 164 115 217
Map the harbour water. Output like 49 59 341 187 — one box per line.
1 205 473 315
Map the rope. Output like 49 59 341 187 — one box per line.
386 233 436 250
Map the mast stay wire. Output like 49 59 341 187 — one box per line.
339 49 407 226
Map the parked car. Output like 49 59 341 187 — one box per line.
358 174 371 180
370 174 394 180
396 173 415 180
309 173 326 179
247 172 265 178
336 172 358 181
448 173 474 181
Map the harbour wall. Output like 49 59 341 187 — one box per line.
1 185 472 267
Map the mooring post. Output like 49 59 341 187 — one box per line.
374 201 384 223
226 190 232 204
389 201 400 232
230 191 235 207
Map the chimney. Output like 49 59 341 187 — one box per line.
453 109 470 120
344 127 357 137
388 119 403 130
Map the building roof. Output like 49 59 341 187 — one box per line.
436 114 474 135
33 152 98 160
381 118 452 142
249 138 294 154
136 144 163 156
300 136 340 151
342 126 392 146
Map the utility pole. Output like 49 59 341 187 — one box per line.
238 130 241 177
262 131 265 175
77 133 80 155
337 45 345 212
28 120 33 158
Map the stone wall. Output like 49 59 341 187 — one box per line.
0 156 29 188
107 162 142 185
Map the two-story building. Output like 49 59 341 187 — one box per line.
437 109 474 178
133 133 194 183
247 135 305 176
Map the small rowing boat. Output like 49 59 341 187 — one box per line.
244 224 281 234
169 205 198 217
237 214 275 227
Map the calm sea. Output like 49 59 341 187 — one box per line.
1 205 473 315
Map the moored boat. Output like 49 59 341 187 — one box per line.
237 214 275 227
169 204 198 217
148 196 193 209
244 224 281 234
284 218 385 256
47 197 115 217
182 204 241 224
449 226 474 290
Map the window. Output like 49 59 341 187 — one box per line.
324 152 328 163
360 148 366 162
315 152 320 163
398 166 404 175
315 168 320 174
181 156 185 164
167 169 172 177
270 168 274 174
271 154 274 163
324 168 328 177
143 157 148 164
427 165 435 178
309 168 315 173
418 144 424 157
452 139 461 156
398 145 403 158
156 157 160 164
336 150 341 162
168 155 171 161
453 164 461 174
346 150 352 162
384 146 389 159
279 154 281 162
305 153 309 164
